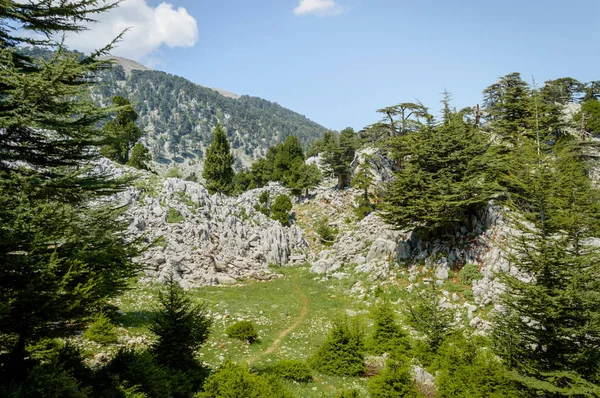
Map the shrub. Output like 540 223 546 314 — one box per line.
166 207 184 223
309 317 365 377
196 361 291 398
459 264 482 285
315 217 338 246
367 355 418 398
226 320 259 344
432 334 518 397
254 191 271 216
166 167 181 178
96 349 170 398
334 390 361 398
83 312 119 345
367 301 410 355
18 359 91 398
271 194 293 226
274 360 312 383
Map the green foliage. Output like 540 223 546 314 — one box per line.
96 349 171 398
288 161 323 196
309 317 365 377
315 216 338 246
352 159 376 220
96 65 326 160
166 207 184 223
367 355 418 398
82 312 119 345
202 124 235 195
149 274 212 370
16 359 91 398
458 264 482 285
404 284 456 359
320 128 359 189
166 167 182 178
185 172 199 182
492 140 600 394
101 96 145 164
271 194 293 226
381 107 495 235
225 320 259 343
432 334 517 398
333 390 361 398
127 142 152 170
367 301 409 355
576 99 600 134
273 360 313 383
196 361 291 398
0 15 141 385
306 138 324 157
254 191 271 216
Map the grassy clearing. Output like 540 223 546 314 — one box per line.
112 266 373 397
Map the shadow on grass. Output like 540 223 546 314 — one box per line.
115 310 155 329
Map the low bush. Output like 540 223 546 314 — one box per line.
166 207 184 223
459 264 482 285
367 355 418 398
274 360 312 382
226 320 259 343
196 361 291 398
83 312 119 345
315 217 338 246
334 389 361 398
271 194 293 226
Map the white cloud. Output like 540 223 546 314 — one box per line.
63 0 198 64
294 0 345 16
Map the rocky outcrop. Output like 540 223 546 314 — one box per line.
102 161 308 287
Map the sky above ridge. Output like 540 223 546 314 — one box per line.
65 0 600 131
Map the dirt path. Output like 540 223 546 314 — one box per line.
249 276 309 363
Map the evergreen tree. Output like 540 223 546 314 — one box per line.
127 142 152 170
492 139 600 395
288 160 323 196
367 355 418 398
351 157 376 219
202 124 234 195
150 273 212 370
271 194 293 226
367 301 409 355
380 109 495 235
101 96 144 164
576 99 600 135
0 1 140 386
273 135 305 182
309 317 365 377
320 128 358 189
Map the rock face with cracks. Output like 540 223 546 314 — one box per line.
102 160 308 287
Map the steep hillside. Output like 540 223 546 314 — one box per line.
93 58 328 169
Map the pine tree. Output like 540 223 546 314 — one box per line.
101 96 144 164
127 142 152 170
309 317 365 377
150 274 212 370
202 124 234 195
288 160 323 196
320 128 358 189
380 108 495 235
492 139 600 395
0 1 139 385
367 301 409 355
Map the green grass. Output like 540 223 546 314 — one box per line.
111 267 373 397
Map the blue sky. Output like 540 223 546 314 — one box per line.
70 0 600 131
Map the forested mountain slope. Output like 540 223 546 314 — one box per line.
93 58 328 167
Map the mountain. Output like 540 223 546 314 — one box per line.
93 57 328 170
